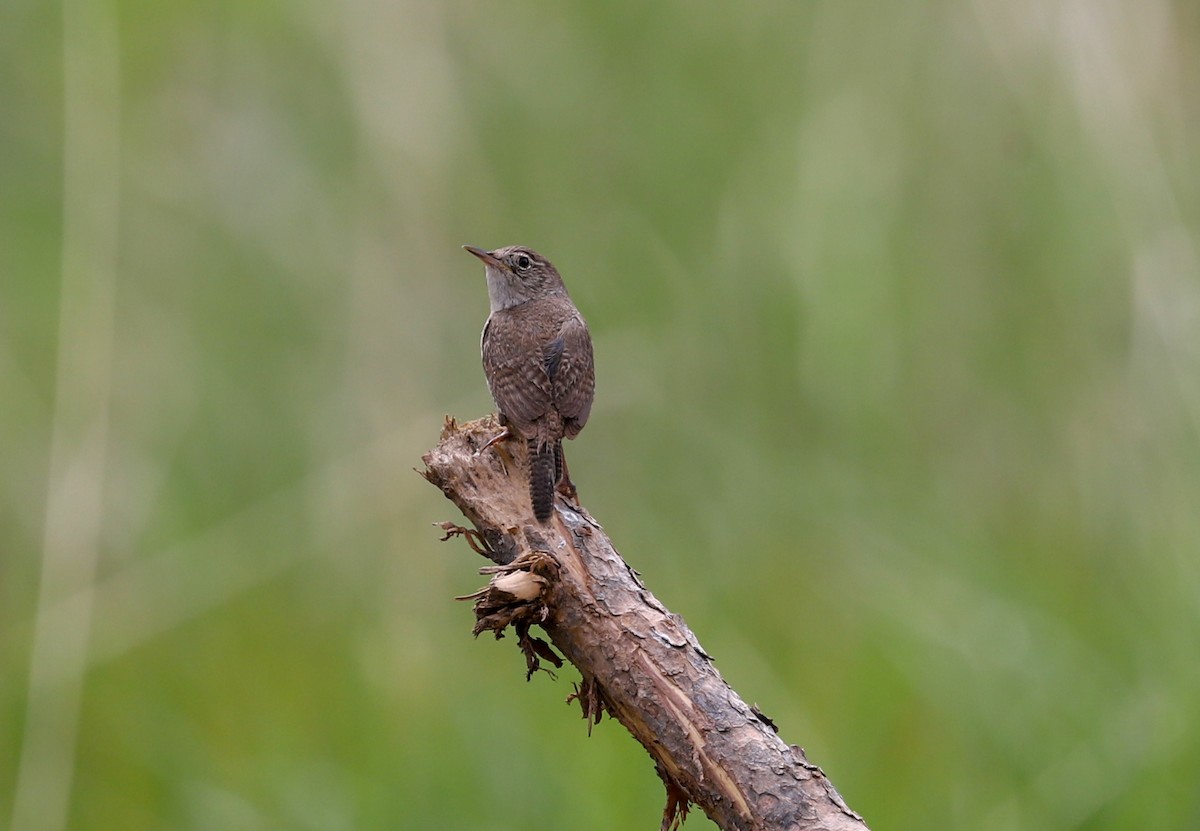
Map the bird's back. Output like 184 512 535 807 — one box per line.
482 297 594 443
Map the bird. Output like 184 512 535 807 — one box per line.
463 244 595 524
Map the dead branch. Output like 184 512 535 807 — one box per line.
421 415 870 831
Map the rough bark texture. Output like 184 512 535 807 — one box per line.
422 415 870 831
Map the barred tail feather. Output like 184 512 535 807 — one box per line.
529 440 556 523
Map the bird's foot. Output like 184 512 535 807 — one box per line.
476 426 512 454
555 445 579 501
556 476 578 501
475 426 515 474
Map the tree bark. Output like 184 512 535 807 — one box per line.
422 415 870 831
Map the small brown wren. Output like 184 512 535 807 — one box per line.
463 245 595 524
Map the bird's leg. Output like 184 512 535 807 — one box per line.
554 442 579 501
477 425 512 454
475 421 516 475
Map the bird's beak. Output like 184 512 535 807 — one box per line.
463 245 504 269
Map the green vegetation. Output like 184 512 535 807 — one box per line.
4 1 1199 829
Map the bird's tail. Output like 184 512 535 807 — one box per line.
528 439 556 524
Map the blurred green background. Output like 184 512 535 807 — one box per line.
4 1 1199 829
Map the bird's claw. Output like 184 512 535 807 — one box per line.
474 427 514 474
476 426 512 454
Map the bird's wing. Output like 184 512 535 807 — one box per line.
548 312 595 437
482 313 553 436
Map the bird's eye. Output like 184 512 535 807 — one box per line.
515 254 532 270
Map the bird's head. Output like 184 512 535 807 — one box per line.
464 245 567 312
